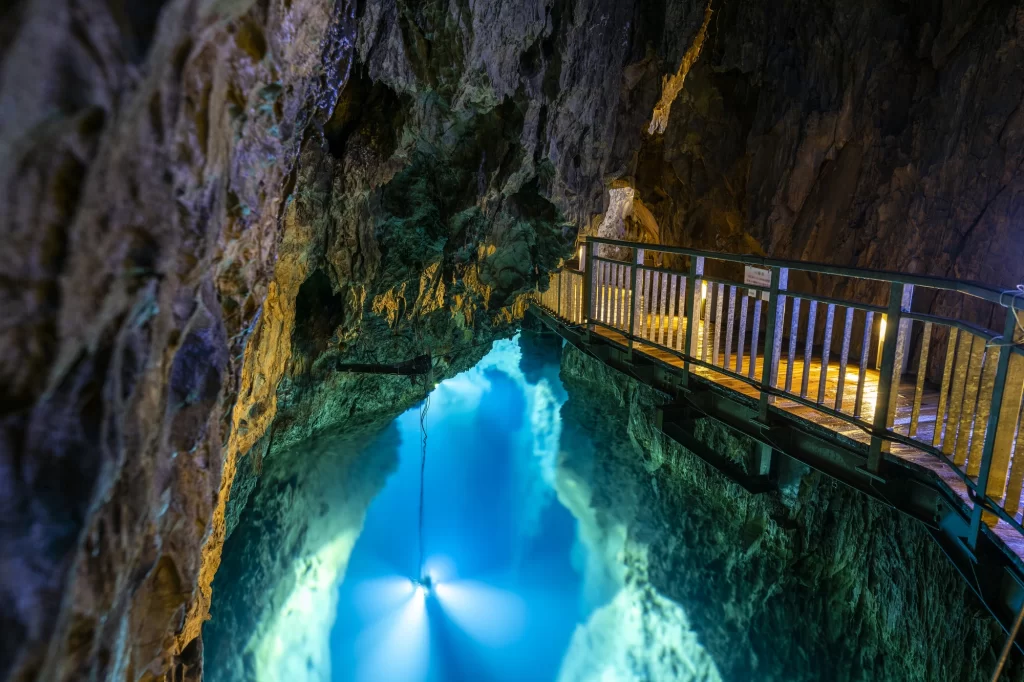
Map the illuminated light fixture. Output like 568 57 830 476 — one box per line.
416 574 434 596
876 315 887 369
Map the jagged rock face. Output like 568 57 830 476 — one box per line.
631 0 1024 330
0 1 703 680
1 2 357 680
555 341 1020 682
204 419 405 682
4 0 1022 681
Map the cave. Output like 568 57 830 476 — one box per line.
4 1 1024 681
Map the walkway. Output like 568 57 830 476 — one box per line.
534 236 1024 646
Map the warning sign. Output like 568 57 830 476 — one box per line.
743 266 771 301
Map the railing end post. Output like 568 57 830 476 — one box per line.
626 247 643 360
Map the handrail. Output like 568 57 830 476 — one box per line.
538 237 1024 559
582 236 1022 307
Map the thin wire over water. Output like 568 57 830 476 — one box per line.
417 381 430 581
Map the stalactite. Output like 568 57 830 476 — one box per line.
648 1 714 135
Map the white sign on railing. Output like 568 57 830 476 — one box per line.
744 265 771 301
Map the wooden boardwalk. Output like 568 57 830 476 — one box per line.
538 245 1024 569
592 313 1024 561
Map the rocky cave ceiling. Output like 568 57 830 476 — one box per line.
2 0 1024 681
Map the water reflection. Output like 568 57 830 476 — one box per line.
330 337 586 682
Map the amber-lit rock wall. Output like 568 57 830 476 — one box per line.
630 0 1024 332
0 1 691 680
1 2 356 680
4 0 1023 680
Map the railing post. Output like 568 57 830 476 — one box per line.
628 248 644 360
556 271 562 318
967 306 1021 549
867 282 913 473
749 268 787 477
683 256 705 379
758 267 788 417
581 242 593 338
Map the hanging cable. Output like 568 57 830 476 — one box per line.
414 338 495 584
417 363 432 583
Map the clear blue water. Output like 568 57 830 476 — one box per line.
329 338 590 682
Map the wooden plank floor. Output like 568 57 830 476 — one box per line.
586 316 1024 562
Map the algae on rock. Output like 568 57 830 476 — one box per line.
555 341 1019 682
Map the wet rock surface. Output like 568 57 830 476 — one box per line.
204 417 402 682
629 0 1024 332
555 340 1021 681
1 2 358 679
4 0 1024 680
0 0 675 679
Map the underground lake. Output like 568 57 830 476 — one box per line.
200 326 1019 682
202 332 726 682
329 336 589 682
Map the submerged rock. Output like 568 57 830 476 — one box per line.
2 0 1024 680
555 341 1020 681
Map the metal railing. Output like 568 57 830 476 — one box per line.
536 237 1024 553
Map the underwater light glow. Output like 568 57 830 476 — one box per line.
422 554 458 584
351 575 418 620
352 578 430 682
433 579 528 647
331 337 583 682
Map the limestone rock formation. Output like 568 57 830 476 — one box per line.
4 0 1024 680
0 0 684 679
630 0 1024 331
555 340 1021 682
2 3 359 680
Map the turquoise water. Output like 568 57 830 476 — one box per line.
329 337 591 682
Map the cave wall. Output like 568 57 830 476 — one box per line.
631 0 1024 330
1 2 358 680
4 0 1023 680
204 418 403 682
556 341 1021 681
0 1 702 680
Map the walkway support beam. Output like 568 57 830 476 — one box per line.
752 267 788 477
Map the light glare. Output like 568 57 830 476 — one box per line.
434 580 527 647
354 578 430 682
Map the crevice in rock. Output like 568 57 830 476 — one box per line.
323 66 410 163
292 269 347 362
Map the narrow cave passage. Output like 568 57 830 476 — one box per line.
203 331 724 682
329 337 586 682
8 1 1024 680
